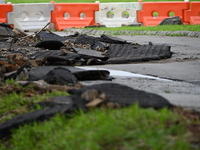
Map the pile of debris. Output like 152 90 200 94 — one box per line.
0 23 173 140
0 23 172 82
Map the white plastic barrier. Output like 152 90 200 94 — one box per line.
7 3 54 31
95 2 142 27
0 0 5 4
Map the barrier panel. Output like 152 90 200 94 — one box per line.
137 2 190 26
0 4 12 23
51 3 99 31
95 2 142 27
184 2 200 24
7 3 54 31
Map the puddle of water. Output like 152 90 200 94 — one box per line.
77 66 171 82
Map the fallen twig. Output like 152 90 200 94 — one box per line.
22 22 51 39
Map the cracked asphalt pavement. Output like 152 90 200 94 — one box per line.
52 32 200 109
79 35 200 109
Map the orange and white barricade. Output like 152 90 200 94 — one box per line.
7 3 54 31
51 2 99 31
95 2 142 27
137 2 190 26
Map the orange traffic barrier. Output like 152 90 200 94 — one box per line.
0 4 12 23
184 2 200 25
137 2 190 26
51 2 99 31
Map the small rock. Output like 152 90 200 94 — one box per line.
81 89 108 108
44 67 78 86
81 89 101 102
0 60 18 73
159 16 183 25
86 98 103 108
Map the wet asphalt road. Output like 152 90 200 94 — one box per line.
56 32 200 109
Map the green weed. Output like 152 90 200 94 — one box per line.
0 88 69 123
0 104 191 150
83 25 200 32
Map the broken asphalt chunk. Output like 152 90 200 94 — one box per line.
27 66 110 81
159 16 183 25
42 56 73 66
27 66 82 81
75 34 96 46
107 44 172 64
37 31 68 42
44 67 78 85
100 34 128 44
65 51 82 61
29 50 62 59
69 83 172 109
65 52 85 66
0 105 72 139
35 40 65 50
0 23 15 37
72 47 107 59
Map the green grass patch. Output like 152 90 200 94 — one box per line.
0 91 69 116
84 25 200 32
0 104 190 150
0 91 69 123
0 80 70 123
81 25 200 36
